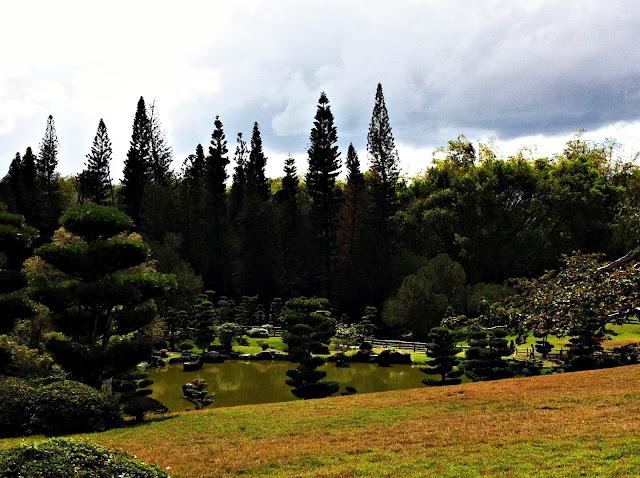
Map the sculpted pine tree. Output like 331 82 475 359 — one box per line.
77 119 113 205
421 327 462 386
34 204 176 387
282 297 339 399
122 97 152 225
306 92 341 296
0 207 37 333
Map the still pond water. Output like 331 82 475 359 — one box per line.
149 361 425 411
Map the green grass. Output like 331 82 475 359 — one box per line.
3 366 640 477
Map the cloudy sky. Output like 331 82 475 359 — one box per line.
2 0 640 180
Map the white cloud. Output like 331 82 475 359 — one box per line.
2 0 640 180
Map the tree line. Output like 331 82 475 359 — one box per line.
1 84 640 338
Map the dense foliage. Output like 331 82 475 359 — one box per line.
0 439 169 478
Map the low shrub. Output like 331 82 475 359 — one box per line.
32 380 121 435
0 439 169 478
179 341 194 351
123 396 168 423
0 376 35 437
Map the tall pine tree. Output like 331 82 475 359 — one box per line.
367 83 399 227
179 144 208 277
246 122 269 200
306 92 341 297
122 97 152 226
149 100 173 185
36 115 64 237
336 144 373 316
235 123 275 297
77 119 113 205
230 133 248 219
205 116 231 293
274 155 305 294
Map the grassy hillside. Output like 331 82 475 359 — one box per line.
3 366 640 477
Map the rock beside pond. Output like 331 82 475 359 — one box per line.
183 360 203 372
168 356 187 364
239 353 251 360
202 351 225 363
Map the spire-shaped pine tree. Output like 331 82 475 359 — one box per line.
367 83 399 224
78 119 113 205
37 115 59 192
205 116 229 217
205 116 231 292
277 154 299 204
230 132 248 219
178 144 208 277
36 116 64 237
149 100 173 185
3 153 23 210
306 92 341 296
122 97 152 225
246 122 269 200
274 155 302 294
336 144 373 316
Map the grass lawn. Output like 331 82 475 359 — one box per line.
3 365 640 477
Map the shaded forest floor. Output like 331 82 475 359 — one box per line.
3 365 640 477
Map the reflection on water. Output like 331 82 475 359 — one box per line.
149 361 426 411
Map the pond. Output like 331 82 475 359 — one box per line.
149 361 426 411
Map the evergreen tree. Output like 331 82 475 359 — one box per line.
282 297 339 399
421 327 463 386
246 122 269 200
336 144 373 315
230 133 248 219
179 144 208 275
193 292 216 351
36 116 64 237
148 101 173 185
2 153 23 211
463 328 514 381
20 147 38 224
205 116 231 293
122 97 152 225
37 115 59 192
235 123 275 297
367 83 399 224
34 204 176 387
77 119 113 205
0 206 37 333
306 92 341 296
274 155 303 294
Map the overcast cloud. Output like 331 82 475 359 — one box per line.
2 0 640 180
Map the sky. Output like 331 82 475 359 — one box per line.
2 0 640 181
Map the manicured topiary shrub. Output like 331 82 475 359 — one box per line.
0 439 169 478
32 380 121 435
0 376 35 437
123 396 168 423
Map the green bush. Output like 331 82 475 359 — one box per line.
0 439 169 477
0 376 35 437
179 341 194 351
60 203 132 240
32 380 121 435
123 396 168 423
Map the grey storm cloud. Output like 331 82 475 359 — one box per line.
2 0 640 177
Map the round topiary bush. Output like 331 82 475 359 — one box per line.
32 380 121 435
0 376 35 437
0 439 169 478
